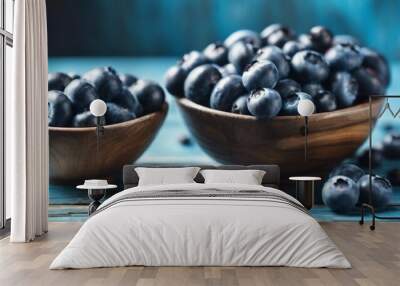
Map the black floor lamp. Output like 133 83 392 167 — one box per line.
359 95 400 230
90 99 107 137
297 98 316 161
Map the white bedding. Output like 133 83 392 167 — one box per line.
50 183 351 269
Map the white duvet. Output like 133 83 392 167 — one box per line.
50 183 351 269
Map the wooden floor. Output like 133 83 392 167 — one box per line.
0 222 399 286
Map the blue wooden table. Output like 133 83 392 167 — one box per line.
48 57 400 222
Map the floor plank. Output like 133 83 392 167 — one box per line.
0 222 399 286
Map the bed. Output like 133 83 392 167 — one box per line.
50 164 350 269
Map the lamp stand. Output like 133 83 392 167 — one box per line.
95 116 105 137
95 116 105 165
304 116 308 161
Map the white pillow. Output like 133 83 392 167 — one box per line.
135 167 200 186
200 169 266 185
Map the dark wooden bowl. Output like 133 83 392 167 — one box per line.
176 98 383 178
49 103 168 183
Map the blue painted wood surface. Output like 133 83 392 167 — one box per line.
49 191 400 222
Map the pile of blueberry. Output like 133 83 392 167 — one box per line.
322 130 400 213
165 24 390 118
48 67 165 127
322 163 393 213
356 131 400 184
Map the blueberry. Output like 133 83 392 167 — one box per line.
164 65 187 97
82 67 122 101
231 95 250 115
105 66 118 75
224 29 262 49
329 163 365 182
309 25 333 52
48 90 74 127
255 46 290 79
356 147 383 168
118 73 138 87
105 103 136 125
358 174 392 209
282 41 305 58
203 42 228 66
210 75 246 111
322 176 359 213
130 80 165 114
163 51 209 98
382 133 400 159
221 63 238 77
48 72 72 91
352 67 384 97
178 134 193 146
260 24 282 40
383 123 395 132
180 51 209 72
291 50 329 83
228 41 257 73
261 24 295 47
330 72 358 108
387 169 400 186
112 87 143 117
313 90 337 112
360 48 390 87
242 60 279 91
64 79 98 113
184 64 222 106
164 52 210 98
302 83 324 97
73 111 97 127
247 88 282 119
333 34 360 46
325 43 363 71
280 91 312 115
275 79 301 99
68 73 81 81
297 34 315 50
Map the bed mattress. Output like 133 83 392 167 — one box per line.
50 183 350 269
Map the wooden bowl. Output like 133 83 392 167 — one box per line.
49 103 168 183
176 98 384 178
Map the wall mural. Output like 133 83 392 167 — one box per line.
47 0 400 221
